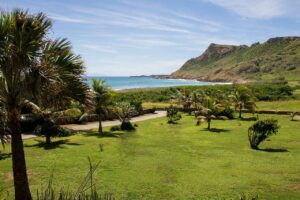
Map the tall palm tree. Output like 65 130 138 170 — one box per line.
0 10 89 200
229 86 256 118
92 79 113 134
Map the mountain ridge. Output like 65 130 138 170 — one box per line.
170 36 300 83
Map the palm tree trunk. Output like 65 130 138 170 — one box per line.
98 114 103 134
8 107 32 200
207 117 211 130
239 104 242 119
46 134 51 144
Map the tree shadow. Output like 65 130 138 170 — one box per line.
240 117 257 121
82 131 122 138
203 128 230 133
0 152 12 160
258 148 289 153
24 139 82 150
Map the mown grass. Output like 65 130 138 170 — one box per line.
1 114 300 199
256 100 300 111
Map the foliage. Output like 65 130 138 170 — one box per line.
92 79 114 134
148 106 157 113
172 89 192 113
166 105 181 123
199 96 225 130
36 159 114 200
0 106 9 149
64 108 82 118
114 102 137 130
248 119 280 149
113 82 293 104
217 107 235 119
172 37 300 81
129 100 143 114
230 86 256 118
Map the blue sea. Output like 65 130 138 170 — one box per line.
86 76 227 90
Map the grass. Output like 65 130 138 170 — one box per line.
1 114 300 199
256 100 300 111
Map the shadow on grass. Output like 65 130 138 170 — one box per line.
0 152 12 160
203 128 230 133
258 148 289 153
24 139 82 150
240 117 257 121
82 131 123 138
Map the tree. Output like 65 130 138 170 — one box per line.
199 97 224 130
92 79 113 134
172 89 192 114
248 119 280 149
166 105 181 124
114 102 137 130
230 86 256 118
0 10 89 199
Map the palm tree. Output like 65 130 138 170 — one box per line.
173 89 192 114
229 86 256 118
200 96 224 130
0 10 89 199
92 79 113 134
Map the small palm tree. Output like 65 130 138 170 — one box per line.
172 89 192 114
114 102 136 130
200 96 224 130
229 86 256 118
92 79 113 134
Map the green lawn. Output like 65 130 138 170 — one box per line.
256 100 300 111
1 114 300 199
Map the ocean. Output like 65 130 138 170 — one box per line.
86 76 226 90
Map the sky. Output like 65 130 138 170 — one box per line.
1 0 300 76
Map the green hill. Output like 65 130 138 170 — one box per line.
171 36 300 83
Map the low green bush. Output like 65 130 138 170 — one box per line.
248 119 280 149
64 108 82 118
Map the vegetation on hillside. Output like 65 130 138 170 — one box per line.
171 37 300 82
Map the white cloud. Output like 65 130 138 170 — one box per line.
49 13 95 24
205 0 299 19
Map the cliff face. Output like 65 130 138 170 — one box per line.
171 36 300 83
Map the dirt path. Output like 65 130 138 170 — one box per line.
21 111 166 139
62 111 166 131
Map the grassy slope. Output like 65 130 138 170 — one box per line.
172 38 300 81
1 114 300 199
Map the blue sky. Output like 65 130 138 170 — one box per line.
1 0 300 76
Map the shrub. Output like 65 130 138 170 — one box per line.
120 121 135 131
216 107 235 119
130 100 143 114
248 119 280 149
149 106 157 113
166 105 181 124
64 108 82 118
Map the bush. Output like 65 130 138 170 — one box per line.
248 119 280 149
216 107 235 119
120 121 135 131
130 100 143 114
64 108 82 118
166 105 181 124
149 106 157 113
110 125 121 132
